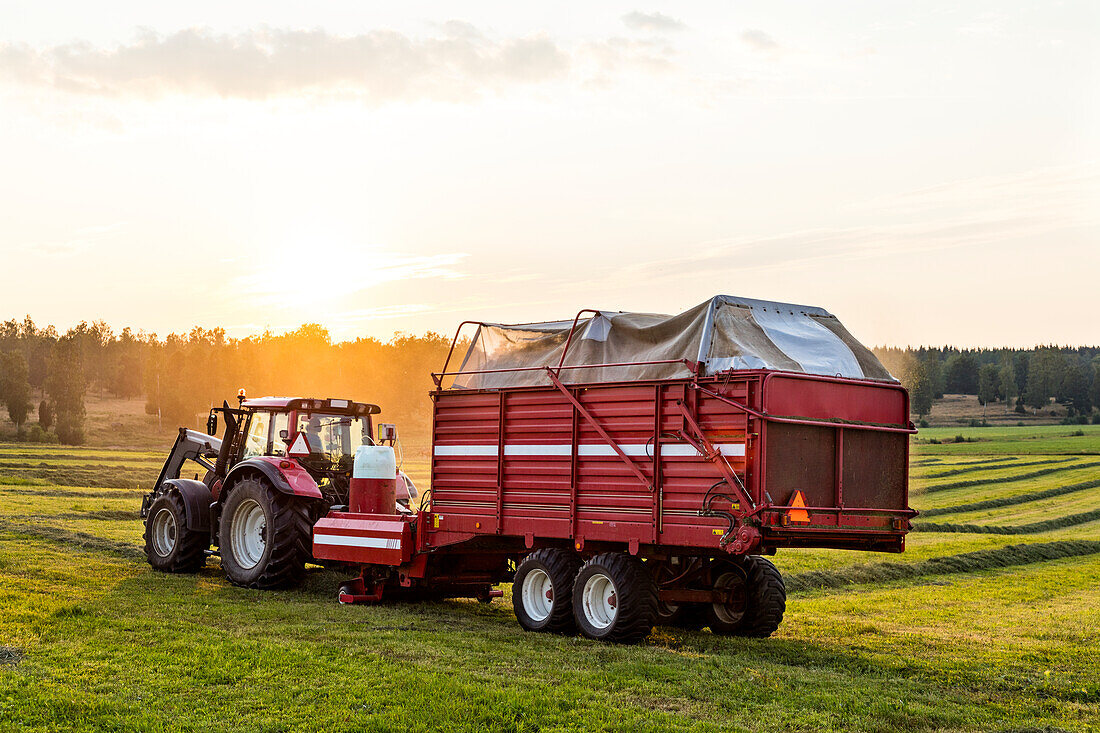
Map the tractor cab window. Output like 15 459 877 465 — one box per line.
295 412 372 468
242 411 271 458
270 412 289 456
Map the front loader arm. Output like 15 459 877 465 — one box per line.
152 428 222 493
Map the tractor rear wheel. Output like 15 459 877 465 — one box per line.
572 553 657 643
219 477 312 589
704 556 786 637
144 493 207 573
513 548 581 633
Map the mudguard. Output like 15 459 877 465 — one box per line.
223 456 324 500
159 479 213 531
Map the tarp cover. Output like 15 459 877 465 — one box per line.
448 295 895 389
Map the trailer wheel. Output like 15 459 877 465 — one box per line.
572 553 657 643
738 556 786 637
143 493 207 573
513 548 581 633
705 556 786 637
219 476 312 589
656 598 683 625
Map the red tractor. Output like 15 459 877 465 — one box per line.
141 395 416 589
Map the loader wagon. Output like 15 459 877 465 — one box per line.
142 295 915 643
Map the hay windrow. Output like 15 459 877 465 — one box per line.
920 457 1073 479
919 479 1100 517
785 540 1100 593
913 509 1100 535
0 517 145 561
913 460 1100 495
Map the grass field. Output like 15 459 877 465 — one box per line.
2 426 1099 731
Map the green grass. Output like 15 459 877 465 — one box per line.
919 478 1100 518
913 424 1100 455
1 432 1099 732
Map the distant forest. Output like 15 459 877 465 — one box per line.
0 318 454 444
872 345 1100 421
1 315 1098 444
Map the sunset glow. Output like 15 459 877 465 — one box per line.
1 1 1096 346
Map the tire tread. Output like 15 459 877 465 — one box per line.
144 492 207 573
575 552 657 643
221 476 312 589
514 548 581 633
740 556 786 638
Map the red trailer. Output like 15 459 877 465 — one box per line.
143 295 914 643
312 296 915 642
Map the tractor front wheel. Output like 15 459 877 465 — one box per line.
219 477 312 589
144 492 207 573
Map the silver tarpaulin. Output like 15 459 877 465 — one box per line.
448 295 895 389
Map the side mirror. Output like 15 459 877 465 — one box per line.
377 423 398 442
206 413 218 436
279 429 289 441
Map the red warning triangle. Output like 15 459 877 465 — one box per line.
287 432 312 458
788 491 810 523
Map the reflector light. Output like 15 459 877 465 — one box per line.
287 433 311 458
787 491 810 523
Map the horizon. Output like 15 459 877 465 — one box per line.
3 310 1098 353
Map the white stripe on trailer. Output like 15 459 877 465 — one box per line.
434 443 745 458
433 445 500 457
313 533 401 550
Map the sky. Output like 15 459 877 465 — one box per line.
0 1 1097 347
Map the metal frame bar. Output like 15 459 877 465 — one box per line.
545 368 653 493
434 358 697 384
673 400 755 517
692 383 916 434
555 309 601 375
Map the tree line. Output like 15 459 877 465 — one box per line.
0 317 456 444
2 315 1098 445
873 346 1100 419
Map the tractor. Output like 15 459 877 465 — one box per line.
140 393 415 588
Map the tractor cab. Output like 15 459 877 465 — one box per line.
207 395 384 507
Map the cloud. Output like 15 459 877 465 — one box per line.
739 29 779 53
0 25 572 103
583 37 676 76
621 11 686 33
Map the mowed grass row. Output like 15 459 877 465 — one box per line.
918 484 1100 527
913 424 1100 455
910 462 1100 510
1 430 1099 731
911 457 1100 496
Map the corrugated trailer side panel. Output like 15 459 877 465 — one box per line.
428 378 758 550
500 391 572 538
429 390 500 536
428 372 911 552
